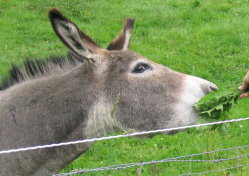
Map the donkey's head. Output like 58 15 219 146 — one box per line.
49 9 217 136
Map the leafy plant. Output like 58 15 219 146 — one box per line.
194 89 248 118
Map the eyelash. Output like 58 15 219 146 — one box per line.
133 63 152 73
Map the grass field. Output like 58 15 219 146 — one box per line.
1 0 249 175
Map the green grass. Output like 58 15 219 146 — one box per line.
1 0 249 175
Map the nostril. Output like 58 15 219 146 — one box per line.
201 83 218 94
210 85 218 92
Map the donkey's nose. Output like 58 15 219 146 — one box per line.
201 82 218 94
210 85 218 91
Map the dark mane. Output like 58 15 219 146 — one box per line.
0 53 82 90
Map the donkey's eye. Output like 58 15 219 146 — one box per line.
133 63 151 73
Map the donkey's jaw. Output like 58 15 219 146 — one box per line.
174 75 218 126
85 95 119 138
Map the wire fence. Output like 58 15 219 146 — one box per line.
54 144 249 176
1 117 249 155
1 117 249 175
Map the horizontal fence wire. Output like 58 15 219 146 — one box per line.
1 117 249 155
54 144 249 175
178 164 249 176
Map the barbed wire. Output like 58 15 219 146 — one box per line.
54 144 249 175
1 117 249 155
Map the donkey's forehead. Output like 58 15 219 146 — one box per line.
107 50 143 61
104 50 145 63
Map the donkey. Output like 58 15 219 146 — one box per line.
0 8 217 176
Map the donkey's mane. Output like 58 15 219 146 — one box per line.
0 53 82 90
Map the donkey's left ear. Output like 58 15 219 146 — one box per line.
107 18 135 51
49 8 101 62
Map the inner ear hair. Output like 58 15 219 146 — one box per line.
49 8 99 61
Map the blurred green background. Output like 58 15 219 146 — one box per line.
1 0 249 175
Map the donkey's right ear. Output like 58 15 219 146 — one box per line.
49 8 100 61
107 18 135 51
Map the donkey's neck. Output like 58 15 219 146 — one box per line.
86 93 119 138
0 64 116 176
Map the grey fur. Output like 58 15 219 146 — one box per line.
0 9 217 176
